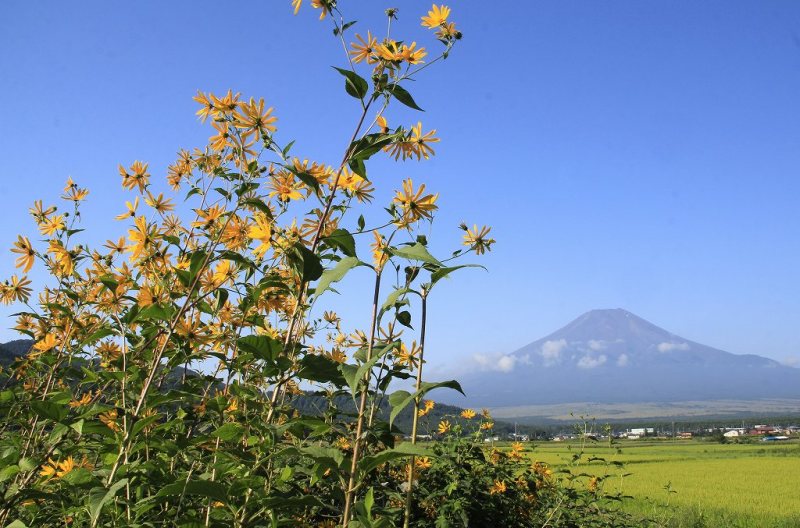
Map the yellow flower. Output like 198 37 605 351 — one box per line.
509 442 525 460
192 91 215 122
248 213 273 259
115 197 139 221
334 437 352 451
191 205 226 231
462 224 495 255
408 122 439 160
39 214 66 236
11 236 36 274
376 115 389 134
421 4 451 29
268 171 305 202
350 32 378 64
127 216 156 261
233 97 277 134
46 240 74 277
119 161 150 193
460 408 476 420
29 200 56 222
310 0 328 20
103 237 127 256
489 480 507 495
436 22 460 40
393 179 438 224
145 192 175 214
210 90 241 114
97 341 122 367
396 341 421 369
415 457 432 470
588 476 598 492
291 0 302 15
418 399 435 417
401 42 427 65
69 392 93 408
480 421 494 431
212 260 237 287
370 231 389 271
437 420 451 434
61 178 89 202
209 120 232 152
99 409 120 432
34 334 58 353
40 457 82 479
1 275 32 304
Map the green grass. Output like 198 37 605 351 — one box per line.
515 438 800 527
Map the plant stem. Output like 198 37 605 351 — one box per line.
341 271 382 527
403 290 427 528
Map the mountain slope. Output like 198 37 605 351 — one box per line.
449 309 800 407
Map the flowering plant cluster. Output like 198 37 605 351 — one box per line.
0 3 637 527
0 4 496 526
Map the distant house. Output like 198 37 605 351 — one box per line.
723 430 742 438
678 432 693 439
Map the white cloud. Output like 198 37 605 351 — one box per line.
472 353 527 373
657 342 690 353
577 354 607 369
616 353 629 367
782 355 800 368
588 339 607 351
496 356 516 372
541 339 567 366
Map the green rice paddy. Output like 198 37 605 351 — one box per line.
519 438 800 527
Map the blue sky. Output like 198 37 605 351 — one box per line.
1 1 799 370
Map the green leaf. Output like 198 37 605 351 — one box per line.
323 229 357 257
135 304 174 322
189 250 208 283
358 443 431 475
351 133 399 161
237 335 283 363
381 287 414 311
420 379 465 398
387 83 424 111
6 521 29 528
298 354 347 385
341 343 394 396
80 327 115 347
61 467 93 486
333 66 369 99
314 257 362 298
212 423 245 442
397 311 412 329
333 20 357 36
290 243 323 282
30 400 67 423
131 413 161 438
388 390 413 428
154 480 228 503
349 158 367 179
388 380 465 427
430 264 485 288
88 478 128 524
242 198 274 217
387 243 442 266
300 445 343 470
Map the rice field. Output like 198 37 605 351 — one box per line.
519 438 800 527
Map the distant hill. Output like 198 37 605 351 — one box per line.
0 339 520 435
0 339 32 367
445 309 800 408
